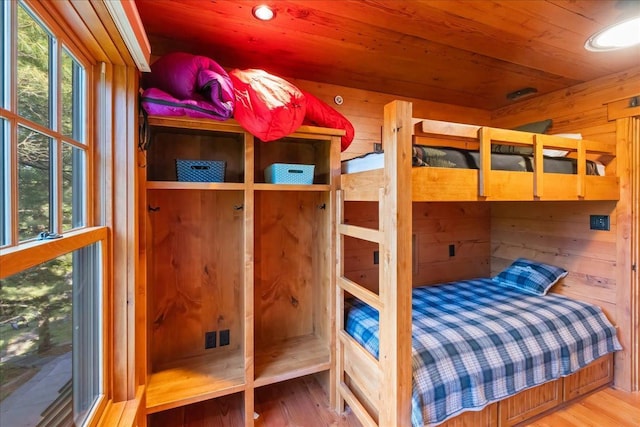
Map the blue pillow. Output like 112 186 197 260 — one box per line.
493 258 567 296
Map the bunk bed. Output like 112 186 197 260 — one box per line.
335 100 621 427
340 103 618 202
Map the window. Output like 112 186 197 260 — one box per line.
0 244 102 425
12 4 87 243
1 1 105 425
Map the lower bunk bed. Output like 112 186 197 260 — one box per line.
342 277 621 427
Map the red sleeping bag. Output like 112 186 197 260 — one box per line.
230 69 306 142
302 91 355 151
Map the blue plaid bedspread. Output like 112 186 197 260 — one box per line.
344 278 622 427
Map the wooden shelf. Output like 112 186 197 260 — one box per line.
254 334 330 388
146 181 245 191
146 182 331 191
142 118 339 418
254 183 331 192
146 116 345 138
148 115 246 133
146 350 245 414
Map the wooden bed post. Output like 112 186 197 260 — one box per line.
379 100 413 426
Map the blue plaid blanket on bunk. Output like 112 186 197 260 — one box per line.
344 278 622 427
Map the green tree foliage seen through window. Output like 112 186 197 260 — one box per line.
1 4 77 406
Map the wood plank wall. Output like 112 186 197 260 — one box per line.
147 190 245 369
254 191 323 347
413 203 490 286
289 78 491 159
490 201 617 320
491 66 640 143
343 202 490 293
491 66 640 391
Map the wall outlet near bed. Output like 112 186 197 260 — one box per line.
219 329 230 346
590 215 610 231
205 331 217 349
373 143 382 152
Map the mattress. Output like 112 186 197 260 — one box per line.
344 278 621 427
341 146 604 175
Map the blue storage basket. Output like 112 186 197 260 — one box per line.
176 159 225 182
264 163 315 184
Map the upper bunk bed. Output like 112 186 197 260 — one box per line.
339 101 619 202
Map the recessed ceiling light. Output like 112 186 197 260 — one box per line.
585 16 640 52
252 5 275 21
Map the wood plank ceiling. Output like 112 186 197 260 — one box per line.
135 0 640 110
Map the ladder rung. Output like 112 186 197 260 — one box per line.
339 330 381 376
339 276 382 311
339 382 379 427
339 223 381 243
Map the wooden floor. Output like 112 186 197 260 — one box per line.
149 376 640 426
254 376 359 426
525 387 640 427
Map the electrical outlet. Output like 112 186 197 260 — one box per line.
219 329 230 346
373 143 382 152
590 215 610 231
205 331 217 349
373 250 379 265
449 244 455 257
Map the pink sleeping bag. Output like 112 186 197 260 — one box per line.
141 52 234 120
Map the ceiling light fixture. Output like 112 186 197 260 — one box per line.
252 5 275 21
585 15 640 51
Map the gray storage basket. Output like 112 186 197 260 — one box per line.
176 159 225 182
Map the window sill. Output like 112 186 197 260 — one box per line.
97 386 145 427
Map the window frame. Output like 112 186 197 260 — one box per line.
5 1 92 245
1 1 151 424
0 228 111 425
0 1 110 424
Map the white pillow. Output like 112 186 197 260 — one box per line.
543 133 582 157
